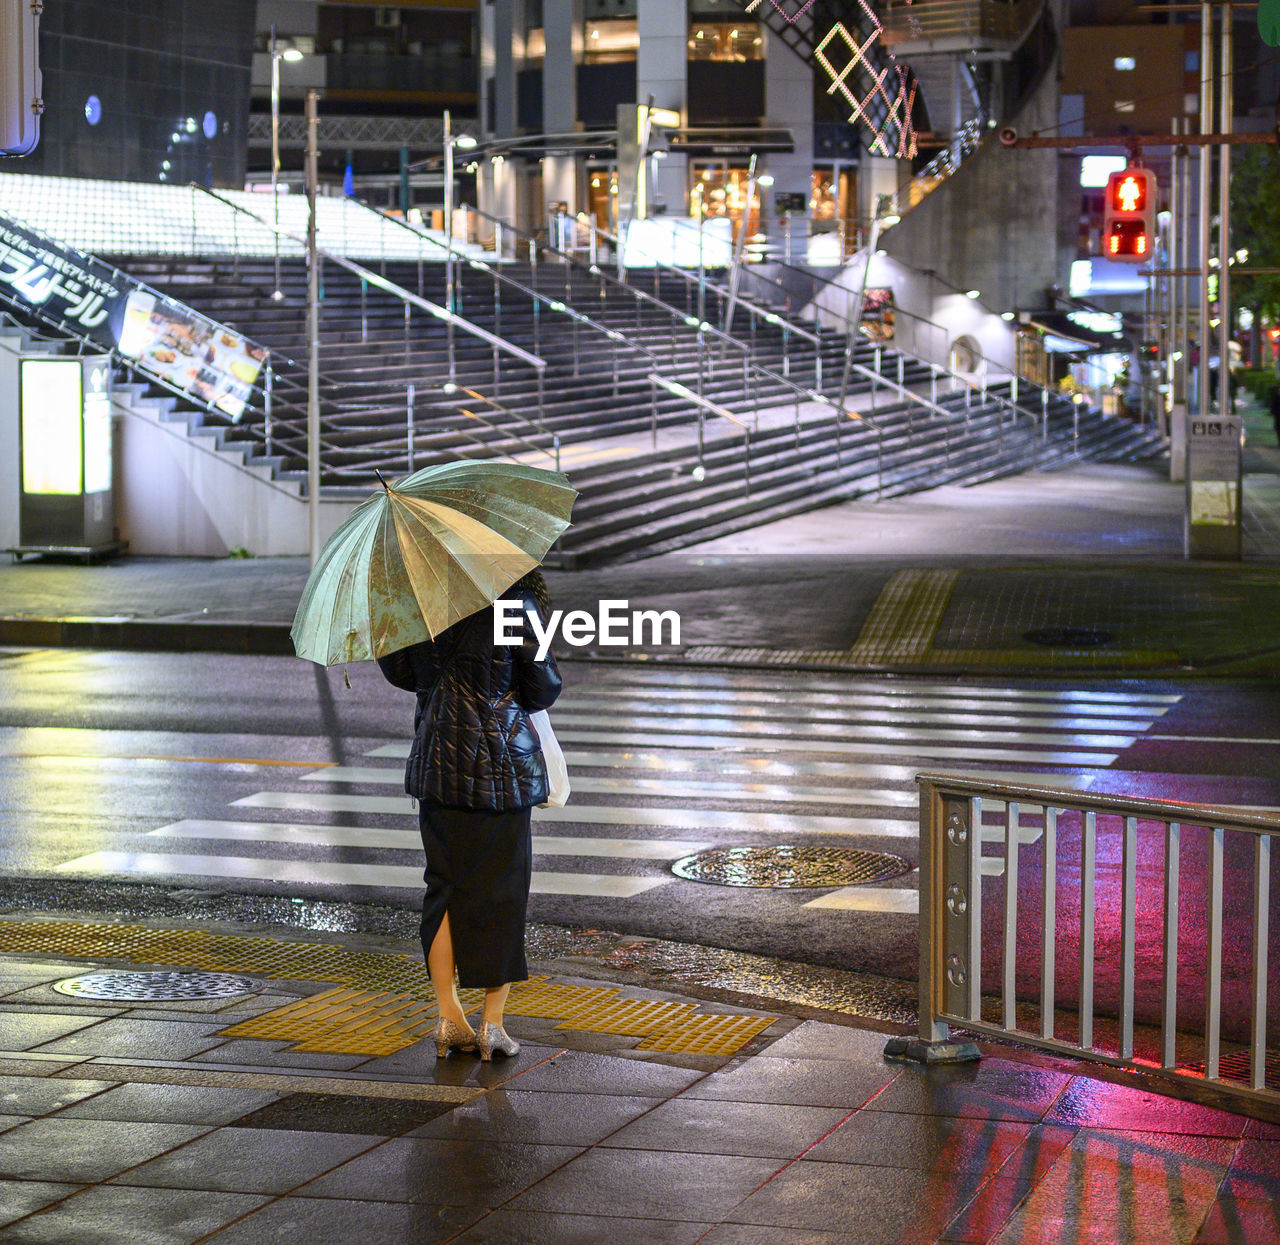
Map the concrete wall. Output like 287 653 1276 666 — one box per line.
879 56 1072 318
638 0 689 213
114 396 357 557
762 22 813 225
808 253 1018 378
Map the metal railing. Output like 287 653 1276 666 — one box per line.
191 186 562 470
909 773 1280 1108
880 0 1042 49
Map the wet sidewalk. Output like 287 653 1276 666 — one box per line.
1 912 1277 1244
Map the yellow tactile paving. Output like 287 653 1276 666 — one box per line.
636 1012 778 1055
0 919 777 1058
555 998 697 1036
847 569 960 663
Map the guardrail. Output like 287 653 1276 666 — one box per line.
880 0 1041 49
898 773 1280 1109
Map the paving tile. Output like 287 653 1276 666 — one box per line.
993 1128 1238 1244
992 1122 1078 1184
109 1126 381 1195
357 1041 563 1088
0 1117 210 1183
0 1013 103 1051
1216 1137 1280 1202
231 1091 456 1135
305 1137 584 1206
450 1208 714 1244
1045 1077 1249 1137
1193 1190 1280 1244
31 1018 226 1061
410 1089 658 1146
681 1055 895 1109
863 1056 1071 1122
505 1148 781 1221
699 1227 863 1245
56 1083 281 1125
0 1113 32 1132
807 1110 1032 1178
724 1157 971 1240
0 1178 81 1229
205 1197 487 1244
601 1098 848 1158
934 1174 1036 1244
188 1040 372 1071
756 1022 897 1063
500 1049 707 1098
0 1185 269 1245
0 1075 115 1117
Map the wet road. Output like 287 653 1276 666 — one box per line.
1 647 1278 1006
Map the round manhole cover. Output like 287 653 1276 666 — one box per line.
1022 627 1114 648
52 971 261 1001
671 845 913 888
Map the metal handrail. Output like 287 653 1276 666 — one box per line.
351 195 863 461
578 215 823 348
192 186 545 375
909 772 1280 1109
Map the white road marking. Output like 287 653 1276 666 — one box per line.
364 745 1103 787
54 851 669 897
547 711 1138 749
146 819 711 859
805 888 920 913
230 790 917 837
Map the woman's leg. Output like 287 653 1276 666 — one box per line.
482 982 511 1027
427 912 473 1034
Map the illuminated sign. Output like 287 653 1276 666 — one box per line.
20 359 83 495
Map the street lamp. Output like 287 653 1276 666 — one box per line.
270 26 304 301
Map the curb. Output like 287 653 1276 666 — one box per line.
0 617 295 656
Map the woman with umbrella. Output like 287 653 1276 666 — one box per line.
292 462 575 1061
377 569 561 1060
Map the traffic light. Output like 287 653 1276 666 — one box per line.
0 0 42 157
1101 166 1156 263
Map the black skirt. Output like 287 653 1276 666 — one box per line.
417 801 533 989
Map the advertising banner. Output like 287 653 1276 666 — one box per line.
0 215 263 420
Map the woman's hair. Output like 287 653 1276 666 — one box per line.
511 569 551 620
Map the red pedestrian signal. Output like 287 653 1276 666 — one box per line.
1101 167 1156 263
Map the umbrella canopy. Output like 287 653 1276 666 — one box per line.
292 460 576 666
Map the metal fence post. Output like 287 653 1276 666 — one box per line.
406 382 415 472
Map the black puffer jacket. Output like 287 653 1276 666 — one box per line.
377 588 562 811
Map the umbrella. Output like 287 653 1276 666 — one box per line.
291 460 576 666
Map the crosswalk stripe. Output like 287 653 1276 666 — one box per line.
54 851 670 897
805 887 920 913
553 730 1120 766
547 711 1138 748
301 767 919 808
559 695 1161 731
363 745 1101 788
146 819 711 859
230 789 916 837
566 672 1182 705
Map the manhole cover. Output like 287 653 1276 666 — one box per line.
52 971 261 1001
671 845 913 888
1022 627 1115 648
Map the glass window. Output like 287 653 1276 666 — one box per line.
687 21 763 61
583 17 638 63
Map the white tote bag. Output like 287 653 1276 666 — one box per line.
530 709 570 807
